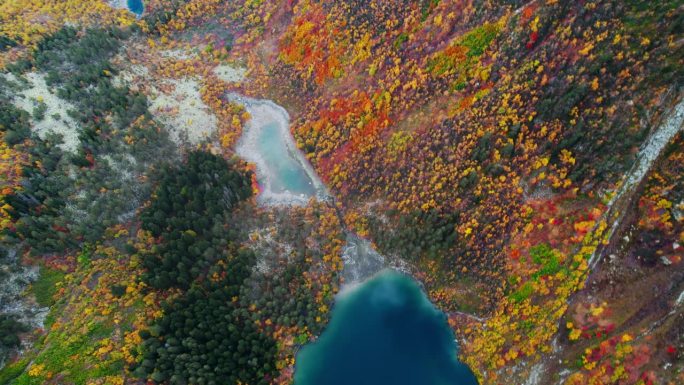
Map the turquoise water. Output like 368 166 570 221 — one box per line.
294 271 478 385
127 0 144 16
257 122 316 197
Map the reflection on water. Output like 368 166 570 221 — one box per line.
294 271 478 385
233 95 326 205
255 122 317 197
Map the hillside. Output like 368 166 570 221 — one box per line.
0 0 682 384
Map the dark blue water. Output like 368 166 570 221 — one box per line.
127 0 144 16
294 271 478 385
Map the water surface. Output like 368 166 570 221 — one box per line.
232 96 477 384
127 0 144 16
256 122 316 197
294 271 478 385
233 95 325 205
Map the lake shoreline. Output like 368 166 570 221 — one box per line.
293 271 479 385
108 0 144 16
231 94 477 384
231 94 328 206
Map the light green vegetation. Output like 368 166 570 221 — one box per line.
30 267 65 307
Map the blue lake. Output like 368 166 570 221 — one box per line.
294 271 478 385
233 96 323 205
127 0 144 16
256 122 316 197
233 96 477 384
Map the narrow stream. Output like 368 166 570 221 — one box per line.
232 95 477 385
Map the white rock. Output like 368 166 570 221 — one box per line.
9 72 81 153
149 78 217 145
213 64 246 83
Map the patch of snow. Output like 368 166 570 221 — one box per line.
10 72 81 153
149 78 218 146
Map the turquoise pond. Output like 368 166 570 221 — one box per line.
256 122 316 197
294 271 478 385
127 0 144 16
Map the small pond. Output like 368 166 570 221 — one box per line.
232 95 325 205
127 0 144 16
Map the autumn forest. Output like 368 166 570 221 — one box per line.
0 0 682 384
